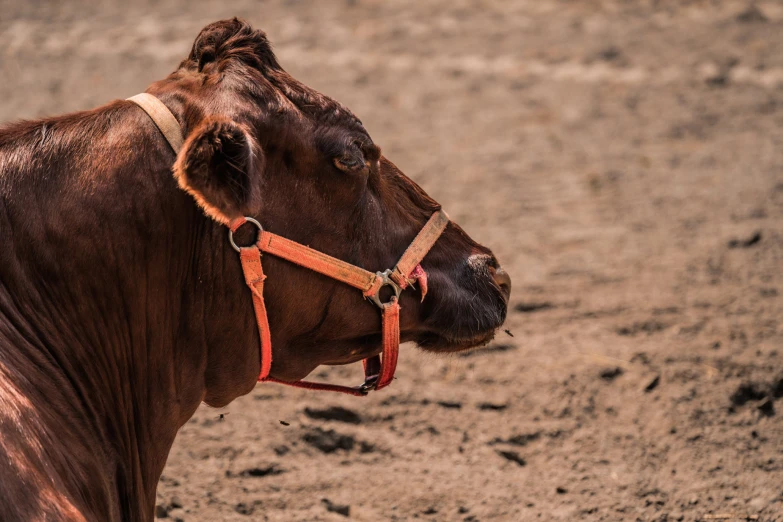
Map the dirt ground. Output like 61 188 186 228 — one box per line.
2 1 783 520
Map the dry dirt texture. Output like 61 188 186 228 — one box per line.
2 1 783 521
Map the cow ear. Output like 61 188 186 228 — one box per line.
173 117 261 225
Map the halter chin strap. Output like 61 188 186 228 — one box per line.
128 92 450 395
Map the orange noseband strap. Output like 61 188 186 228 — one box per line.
229 210 449 396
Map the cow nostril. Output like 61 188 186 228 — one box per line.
490 266 512 301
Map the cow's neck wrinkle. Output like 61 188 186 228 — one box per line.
0 101 260 521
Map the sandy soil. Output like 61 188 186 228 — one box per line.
2 1 783 520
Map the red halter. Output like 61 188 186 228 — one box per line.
228 210 449 396
127 92 449 396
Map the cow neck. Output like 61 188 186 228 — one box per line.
128 93 450 396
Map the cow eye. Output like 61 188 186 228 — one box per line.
333 153 366 173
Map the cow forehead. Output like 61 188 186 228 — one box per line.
240 81 372 152
264 75 365 133
179 19 372 150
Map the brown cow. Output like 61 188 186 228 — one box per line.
0 19 510 521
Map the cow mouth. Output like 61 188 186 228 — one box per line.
318 327 498 367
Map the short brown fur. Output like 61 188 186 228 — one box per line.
0 19 509 521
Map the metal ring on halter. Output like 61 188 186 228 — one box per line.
368 268 402 309
228 217 264 252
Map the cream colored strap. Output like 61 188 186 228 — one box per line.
126 93 184 154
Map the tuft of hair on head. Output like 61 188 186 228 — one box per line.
184 18 281 74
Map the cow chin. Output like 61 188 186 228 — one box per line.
413 329 498 354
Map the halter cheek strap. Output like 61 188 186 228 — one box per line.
128 93 450 395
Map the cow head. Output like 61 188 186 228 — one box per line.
150 19 510 396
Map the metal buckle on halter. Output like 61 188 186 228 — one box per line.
357 374 379 395
367 269 402 309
